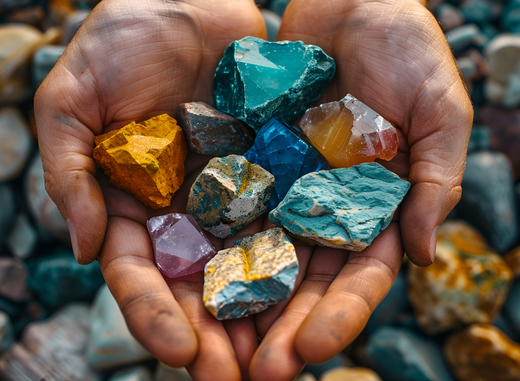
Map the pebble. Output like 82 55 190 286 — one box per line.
434 4 464 31
61 9 90 45
445 24 488 54
5 213 38 260
467 125 491 153
0 184 16 248
25 152 70 242
154 363 192 381
0 258 28 302
0 107 33 182
444 324 520 381
365 326 454 381
0 311 14 354
408 220 513 334
86 284 152 371
32 44 66 88
320 367 382 381
109 366 153 381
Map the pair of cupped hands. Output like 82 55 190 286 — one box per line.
34 0 472 379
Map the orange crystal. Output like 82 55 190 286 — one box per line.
93 114 187 209
299 94 398 168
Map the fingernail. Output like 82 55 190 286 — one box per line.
429 226 439 263
67 219 80 262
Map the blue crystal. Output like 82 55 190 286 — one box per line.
244 118 329 210
214 36 335 131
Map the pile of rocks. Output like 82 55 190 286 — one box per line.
0 0 520 380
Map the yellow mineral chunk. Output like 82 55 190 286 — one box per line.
93 114 187 209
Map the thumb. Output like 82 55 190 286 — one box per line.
400 64 473 266
35 50 107 265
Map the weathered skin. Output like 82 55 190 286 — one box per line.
203 228 298 320
93 114 187 209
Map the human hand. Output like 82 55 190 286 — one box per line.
34 0 266 379
248 0 473 379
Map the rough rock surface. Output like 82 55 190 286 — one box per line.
147 213 217 279
299 94 398 168
269 163 410 251
444 324 520 381
214 36 335 131
408 220 513 334
176 101 255 156
187 155 274 238
365 327 454 381
244 118 329 210
93 114 187 209
203 228 298 320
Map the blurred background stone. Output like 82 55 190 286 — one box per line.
154 363 192 381
0 311 14 354
110 366 153 381
60 8 90 45
5 213 38 260
0 107 32 182
503 280 520 337
504 246 520 276
0 258 28 302
32 44 65 89
261 9 281 41
0 184 15 248
87 285 152 371
320 367 382 381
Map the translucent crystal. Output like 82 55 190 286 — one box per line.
147 213 217 279
299 94 398 168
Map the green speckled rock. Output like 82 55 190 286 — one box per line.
269 163 410 251
214 36 335 131
187 155 274 238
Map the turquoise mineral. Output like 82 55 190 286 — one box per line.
213 36 335 131
244 118 329 210
269 163 410 251
187 155 274 239
203 227 298 320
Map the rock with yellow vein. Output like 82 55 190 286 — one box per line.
444 324 520 381
187 155 274 238
203 228 298 320
93 114 187 209
408 220 513 335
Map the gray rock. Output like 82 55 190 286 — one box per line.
154 363 192 381
445 24 488 54
110 366 153 381
25 152 69 242
32 45 66 88
6 214 38 260
0 184 15 248
87 285 152 371
0 107 32 182
0 303 101 381
467 125 491 153
365 327 454 381
458 152 518 252
0 258 28 302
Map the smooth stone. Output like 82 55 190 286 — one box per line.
456 49 489 93
187 155 274 239
0 184 15 248
94 114 187 209
61 9 90 45
444 324 520 381
445 24 488 54
320 367 382 381
504 246 520 277
296 374 317 381
110 366 152 381
0 24 43 103
261 9 282 42
503 280 520 337
304 354 354 378
244 118 329 210
366 271 410 333
214 36 335 131
459 0 502 25
299 93 399 168
269 163 410 251
176 102 255 156
87 285 152 371
25 152 70 242
365 327 455 381
203 227 298 320
458 152 518 252
434 4 465 31
5 6 49 30
269 0 291 16
479 106 520 180
0 303 101 381
408 221 513 335
154 363 192 381
6 214 38 260
32 44 66 88
0 258 28 302
26 248 104 309
0 311 14 354
484 34 520 108
502 0 520 33
467 125 491 153
0 107 32 182
147 213 217 279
